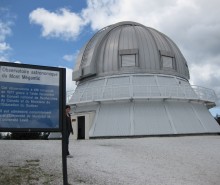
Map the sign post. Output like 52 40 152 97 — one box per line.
62 114 68 185
0 61 68 184
61 67 68 185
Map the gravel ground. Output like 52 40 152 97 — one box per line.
0 136 220 185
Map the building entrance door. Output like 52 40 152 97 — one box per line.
77 116 85 139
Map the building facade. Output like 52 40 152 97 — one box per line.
68 21 220 139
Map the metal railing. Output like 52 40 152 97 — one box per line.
67 84 217 104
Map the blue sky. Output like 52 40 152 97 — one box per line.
1 0 90 69
1 0 220 116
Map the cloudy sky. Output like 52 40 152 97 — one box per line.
1 0 220 115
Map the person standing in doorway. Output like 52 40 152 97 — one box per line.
66 105 73 158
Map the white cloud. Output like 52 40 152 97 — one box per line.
0 21 12 42
0 8 14 62
0 42 11 61
65 67 77 103
14 60 22 64
29 8 86 40
190 64 218 82
0 42 11 52
60 67 77 92
189 61 220 106
0 55 9 62
63 50 79 63
81 0 183 31
63 54 75 62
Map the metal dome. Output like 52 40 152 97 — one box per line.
73 21 190 81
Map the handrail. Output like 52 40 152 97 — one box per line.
68 84 217 104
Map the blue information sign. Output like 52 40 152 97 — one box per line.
0 62 65 131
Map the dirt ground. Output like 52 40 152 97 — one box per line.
0 135 220 185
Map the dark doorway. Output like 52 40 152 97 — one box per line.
77 116 85 139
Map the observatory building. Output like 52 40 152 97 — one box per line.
68 21 220 139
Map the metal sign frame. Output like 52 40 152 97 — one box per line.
0 61 65 132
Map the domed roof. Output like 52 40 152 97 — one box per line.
73 21 190 81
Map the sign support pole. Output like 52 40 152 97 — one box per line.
62 121 68 185
61 68 68 185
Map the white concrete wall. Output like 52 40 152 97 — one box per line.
88 100 220 137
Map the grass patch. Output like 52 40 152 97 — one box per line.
0 159 58 185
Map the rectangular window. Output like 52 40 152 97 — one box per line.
121 55 136 67
162 56 173 68
159 50 176 70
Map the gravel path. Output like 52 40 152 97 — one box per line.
0 136 220 185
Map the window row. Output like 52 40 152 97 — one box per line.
119 49 176 70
